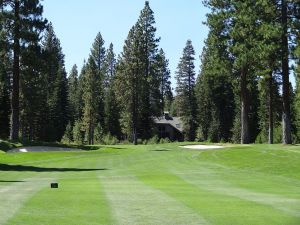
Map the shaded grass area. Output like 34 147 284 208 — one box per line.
0 139 103 153
0 163 107 172
0 143 300 224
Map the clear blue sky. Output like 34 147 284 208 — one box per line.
42 0 209 87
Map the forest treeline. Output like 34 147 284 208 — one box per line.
0 1 299 145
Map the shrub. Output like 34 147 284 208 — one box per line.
255 125 282 144
137 139 143 145
61 122 73 144
120 139 131 145
148 135 159 144
94 124 104 144
159 137 171 144
102 134 119 145
73 120 84 145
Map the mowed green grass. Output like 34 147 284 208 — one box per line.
1 143 300 225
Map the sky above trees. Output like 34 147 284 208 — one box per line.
43 0 209 86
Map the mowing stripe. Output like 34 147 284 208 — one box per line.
176 171 300 218
137 172 299 225
6 177 113 225
101 175 208 225
0 177 49 225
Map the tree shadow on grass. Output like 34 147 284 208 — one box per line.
150 149 171 152
79 146 102 151
0 180 24 182
0 164 108 172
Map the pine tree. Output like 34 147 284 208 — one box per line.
204 0 269 143
81 56 101 145
42 23 69 142
90 32 106 128
251 0 282 144
294 5 300 142
196 27 234 142
103 43 121 138
155 48 172 114
104 43 116 88
77 61 87 120
135 1 160 139
281 0 292 144
295 65 300 142
257 76 282 143
115 2 161 143
115 27 140 144
1 0 47 140
19 42 47 141
0 13 10 139
230 1 264 144
175 40 197 141
68 64 80 123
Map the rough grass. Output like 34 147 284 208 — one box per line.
0 143 300 225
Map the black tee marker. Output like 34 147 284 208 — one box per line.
51 183 58 188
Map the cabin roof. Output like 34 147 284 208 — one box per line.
153 116 183 133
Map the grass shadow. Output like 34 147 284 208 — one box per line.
0 180 25 183
0 164 108 172
79 146 102 151
150 149 171 152
105 146 127 150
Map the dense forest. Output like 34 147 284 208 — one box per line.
0 0 299 144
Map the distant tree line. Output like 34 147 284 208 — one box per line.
0 1 299 144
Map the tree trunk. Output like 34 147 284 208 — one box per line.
10 0 20 141
281 0 292 144
132 76 138 145
241 69 250 144
268 73 274 144
91 124 94 145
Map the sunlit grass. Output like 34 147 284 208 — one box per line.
0 143 300 225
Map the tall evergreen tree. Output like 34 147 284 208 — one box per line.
90 32 106 128
196 33 234 142
68 64 80 123
254 0 282 144
294 4 300 142
155 48 172 114
0 20 10 139
230 1 263 144
103 43 121 137
257 76 282 143
77 60 87 121
115 1 161 143
204 0 276 143
19 42 47 141
104 43 116 88
295 61 300 142
175 40 197 141
42 23 68 141
281 0 292 144
115 27 140 144
1 0 47 140
135 1 160 139
81 56 101 145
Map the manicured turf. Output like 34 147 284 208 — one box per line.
0 143 300 225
